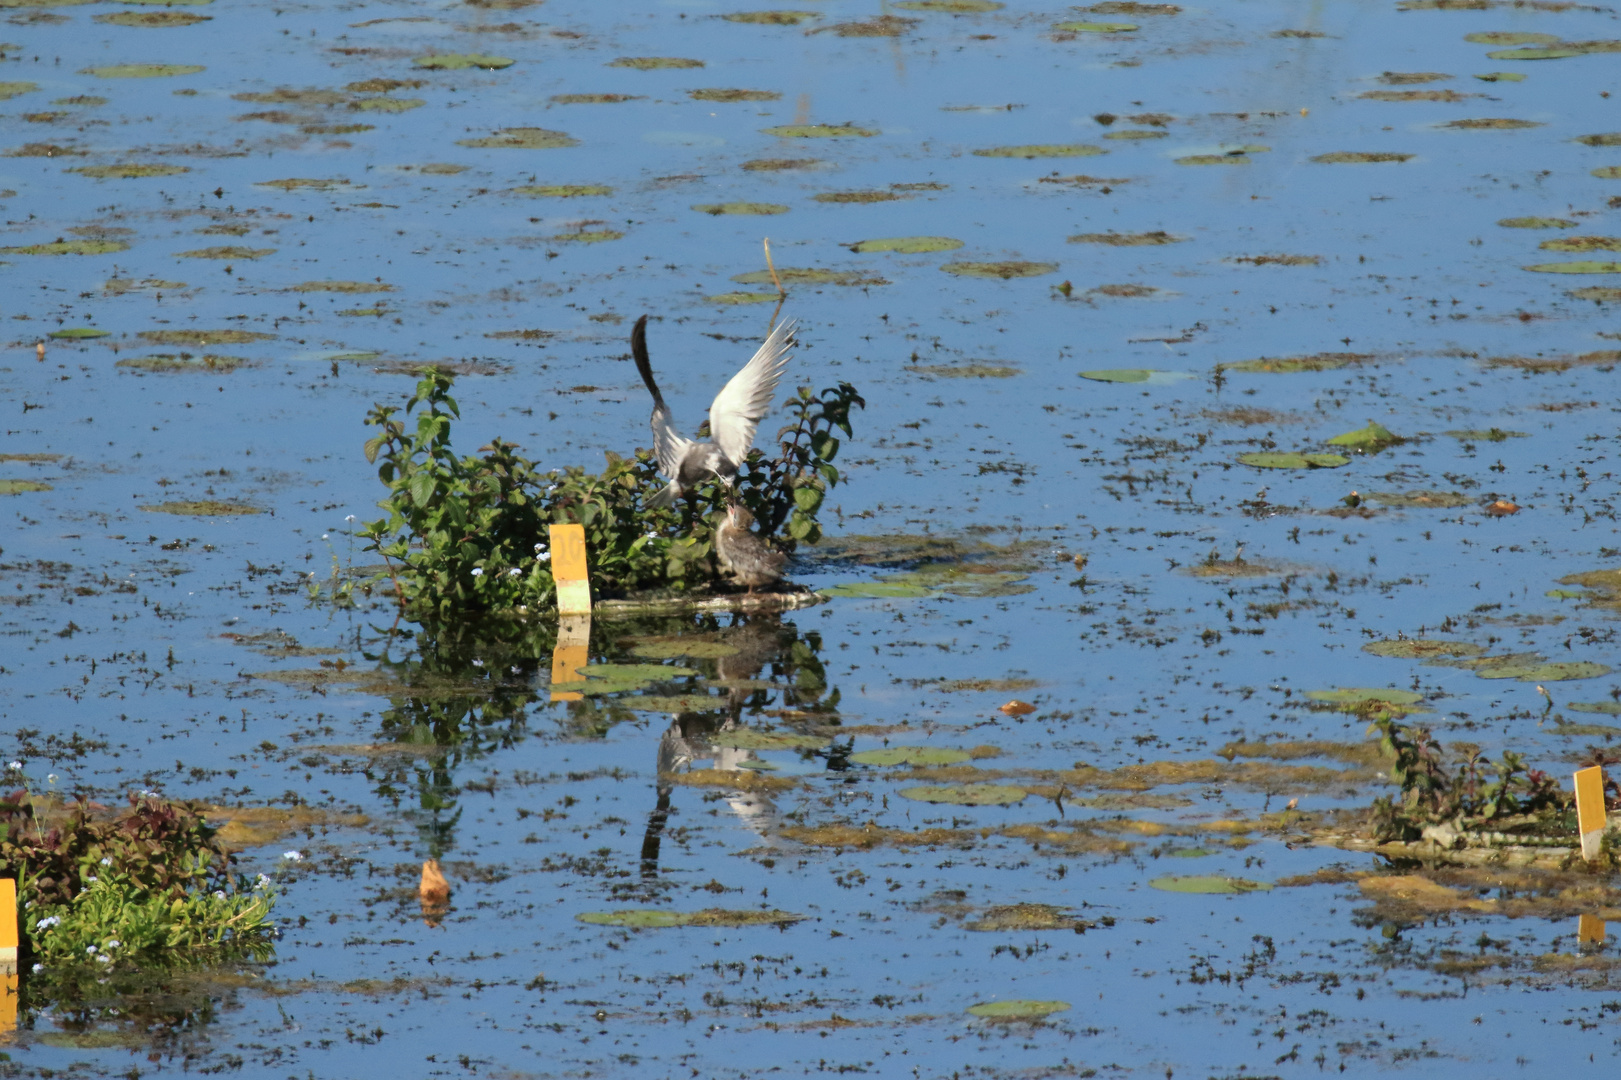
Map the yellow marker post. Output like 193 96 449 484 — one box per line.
1579 913 1607 946
549 523 591 616
550 614 591 703
0 878 15 977
1574 765 1607 862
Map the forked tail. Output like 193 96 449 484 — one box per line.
631 314 667 413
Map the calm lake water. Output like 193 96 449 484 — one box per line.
4 0 1621 1075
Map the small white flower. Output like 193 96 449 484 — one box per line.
508 567 521 577
213 890 226 900
472 659 484 668
46 773 57 784
31 964 42 974
85 945 97 954
6 761 20 771
537 552 551 563
645 531 658 540
35 916 59 931
105 940 120 950
510 665 521 675
256 874 271 889
471 567 484 577
533 542 544 553
282 850 303 862
321 534 329 540
100 857 111 866
85 876 97 885
95 954 110 964
345 515 356 522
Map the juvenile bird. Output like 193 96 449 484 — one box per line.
632 314 795 509
714 500 787 594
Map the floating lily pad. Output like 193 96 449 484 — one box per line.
1547 589 1587 599
732 267 883 287
350 97 424 113
1305 687 1425 712
1475 660 1610 682
1487 47 1584 60
1327 421 1403 453
690 88 781 103
609 57 705 70
138 329 272 346
763 123 876 138
1219 352 1369 374
722 10 820 24
1054 20 1138 31
1577 133 1621 147
1525 260 1621 273
551 229 622 243
1500 217 1576 228
707 291 781 305
1541 236 1621 252
849 236 963 254
974 143 1105 159
898 784 1027 806
692 201 789 215
1103 129 1168 140
414 54 514 70
813 190 903 204
1569 288 1621 302
47 327 110 339
819 581 933 598
1465 31 1559 45
896 0 1004 10
1444 427 1526 441
117 354 245 373
967 904 1089 931
1080 368 1191 385
942 261 1058 280
967 999 1070 1019
577 908 805 927
95 10 209 25
1473 72 1526 82
69 162 189 179
1150 875 1272 894
1364 490 1472 509
513 184 612 198
1363 638 1484 659
1311 151 1413 163
458 127 578 149
1442 118 1542 130
0 480 51 495
177 246 274 260
553 663 698 696
1238 452 1350 469
82 63 204 78
1069 230 1180 246
140 500 260 516
850 746 972 767
0 82 38 101
1569 701 1621 715
0 239 128 255
1175 153 1251 166
624 694 722 713
709 730 828 751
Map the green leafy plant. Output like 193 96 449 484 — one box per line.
359 371 862 616
1 789 277 968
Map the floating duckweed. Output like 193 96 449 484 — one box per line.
942 260 1059 279
763 123 877 138
514 184 612 197
68 163 189 178
1576 133 1621 146
1149 875 1273 894
413 54 514 70
709 730 827 751
813 190 903 204
609 57 705 70
850 746 972 766
1500 216 1576 228
0 480 52 495
1464 31 1559 45
117 354 246 373
1524 260 1621 273
550 93 642 104
1362 638 1484 658
1054 20 1138 31
47 327 110 339
1326 421 1403 453
140 500 261 516
896 0 1005 10
849 236 963 254
82 63 205 78
1238 451 1350 469
0 82 38 100
975 143 1104 159
692 201 789 215
577 908 805 927
94 10 209 24
721 10 820 24
457 127 578 149
0 238 128 255
967 1000 1071 1019
289 280 393 294
1219 352 1370 373
1363 490 1473 509
732 267 885 286
177 246 275 259
690 88 781 103
256 178 349 190
1311 151 1413 163
138 329 273 345
1442 117 1543 129
909 363 1021 377
1541 236 1621 252
350 97 425 113
1068 230 1180 245
899 784 1028 805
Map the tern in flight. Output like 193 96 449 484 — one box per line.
631 314 795 509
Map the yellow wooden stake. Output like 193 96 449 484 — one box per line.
549 523 591 616
1579 913 1607 946
1574 765 1607 862
0 878 15 977
550 614 591 702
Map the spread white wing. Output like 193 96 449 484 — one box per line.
649 402 692 479
708 319 795 467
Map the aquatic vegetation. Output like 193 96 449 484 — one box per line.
360 371 861 616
